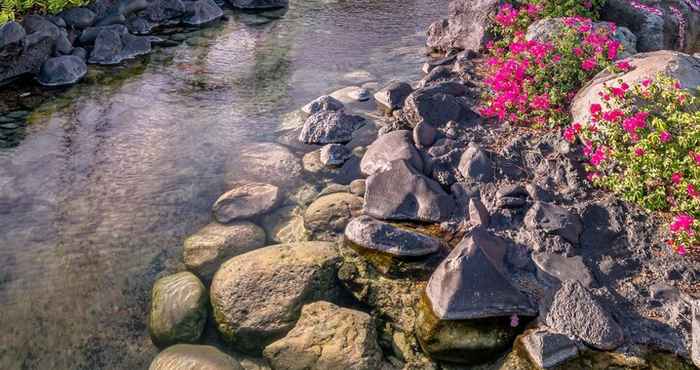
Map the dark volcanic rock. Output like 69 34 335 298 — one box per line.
345 215 443 257
38 55 87 86
23 15 61 40
360 130 423 176
60 7 97 29
522 329 579 369
458 144 493 183
580 201 623 249
0 21 26 49
226 0 289 9
183 0 223 26
544 280 624 350
524 202 582 245
373 81 413 111
532 252 595 288
364 160 453 223
426 0 499 53
0 30 53 85
212 183 281 223
145 0 187 23
319 143 351 167
298 110 365 144
88 25 152 65
404 87 470 128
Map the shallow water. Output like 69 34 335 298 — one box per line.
0 1 447 369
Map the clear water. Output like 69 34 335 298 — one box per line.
0 1 447 368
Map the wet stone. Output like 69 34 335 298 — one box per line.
148 272 208 347
298 110 365 145
345 215 443 257
301 95 344 115
38 55 88 87
212 183 281 223
149 344 244 370
304 192 363 240
522 329 579 369
319 143 351 167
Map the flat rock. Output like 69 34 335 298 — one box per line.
360 130 423 176
263 301 383 370
148 272 208 347
234 142 303 187
301 95 344 115
533 252 594 288
149 344 244 370
374 81 412 111
524 202 582 245
212 183 281 223
522 329 579 369
298 110 365 144
304 193 363 240
345 215 443 257
319 143 351 167
38 55 87 87
458 144 493 183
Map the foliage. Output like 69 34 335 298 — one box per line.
0 0 87 24
529 0 606 19
567 76 700 255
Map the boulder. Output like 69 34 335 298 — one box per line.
260 205 308 244
88 25 152 65
304 193 363 240
183 0 223 26
54 33 73 55
344 215 443 257
458 144 493 183
360 130 423 176
0 21 26 49
226 0 289 9
23 15 61 40
37 55 87 87
263 301 383 370
522 329 579 369
571 51 700 125
234 143 303 186
183 222 266 280
544 280 624 350
426 0 499 53
145 0 187 23
149 272 208 347
533 252 594 288
301 95 344 115
524 202 582 245
212 183 281 223
319 143 351 167
364 160 454 223
403 88 470 128
413 121 437 148
298 110 365 144
373 81 412 111
0 29 53 85
59 7 97 29
210 242 341 353
330 86 371 104
468 197 489 227
149 344 244 370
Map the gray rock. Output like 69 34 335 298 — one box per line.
522 329 579 369
23 15 61 40
263 301 383 370
373 81 412 111
226 0 288 9
413 121 436 148
426 229 537 320
145 0 187 23
693 299 700 368
419 65 454 87
319 144 351 167
54 33 73 55
183 0 223 26
298 110 365 144
0 21 26 49
301 95 344 115
580 201 623 249
183 222 266 280
88 25 152 65
348 87 370 101
403 88 469 128
468 197 489 227
212 183 281 223
304 193 363 240
458 144 493 183
60 7 97 29
364 160 453 223
544 280 624 350
148 272 208 347
149 344 244 370
0 31 53 85
210 242 341 353
360 130 422 176
37 55 87 87
532 252 595 287
426 0 499 53
345 215 443 257
524 202 582 244
71 47 88 60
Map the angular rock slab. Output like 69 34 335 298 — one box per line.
263 301 383 370
524 202 582 245
88 25 152 65
363 160 453 223
149 344 244 370
426 0 499 53
149 272 208 347
210 242 341 353
298 110 365 144
374 81 413 111
38 55 87 87
301 95 344 115
426 229 536 320
533 252 595 288
458 144 493 183
212 183 281 223
345 215 443 257
360 130 423 176
522 329 579 369
403 88 470 128
544 280 624 351
319 143 351 166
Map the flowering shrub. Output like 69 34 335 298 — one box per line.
531 0 606 19
567 75 700 255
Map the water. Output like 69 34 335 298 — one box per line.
0 1 447 369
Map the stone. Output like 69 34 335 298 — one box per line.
348 87 371 101
234 143 303 186
524 202 582 245
544 280 624 350
54 33 73 55
413 121 436 148
301 95 344 115
183 0 223 26
183 222 266 280
364 160 454 223
0 21 26 49
263 301 383 370
349 179 366 196
210 242 341 353
522 329 579 369
149 272 208 347
329 86 371 104
304 193 363 239
260 205 308 244
580 201 623 249
458 144 493 183
360 130 423 176
426 0 499 53
468 197 489 227
373 81 412 111
298 110 365 144
60 7 97 29
419 65 454 87
532 252 595 287
693 299 700 368
0 28 53 85
403 88 470 128
212 183 281 223
23 15 61 40
319 143 351 167
145 0 187 23
37 55 87 87
226 0 289 9
345 215 443 257
88 25 152 65
149 344 244 370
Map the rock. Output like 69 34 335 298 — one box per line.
0 21 26 49
426 0 499 53
693 299 700 368
72 47 88 60
183 222 266 280
458 144 493 183
345 215 443 257
234 143 303 187
263 301 383 370
145 0 187 23
468 197 489 227
319 144 351 167
419 65 455 87
349 179 366 196
88 25 152 65
347 87 370 101
301 95 344 115
261 205 308 244
226 0 288 9
364 160 453 223
210 242 341 353
413 121 436 148
524 202 582 245
212 183 281 223
544 280 624 350
532 252 594 287
37 55 87 87
330 86 372 104
148 272 208 347
60 7 97 29
580 201 623 249
403 88 470 128
23 15 61 40
298 110 365 144
54 33 73 55
149 344 244 370
360 130 423 176
304 193 363 240
374 81 413 111
0 28 53 85
183 0 223 26
571 51 700 125
522 329 579 369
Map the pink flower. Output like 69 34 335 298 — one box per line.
671 172 683 184
590 103 602 117
607 40 620 60
694 153 700 166
590 147 606 166
670 213 695 234
615 61 632 71
510 314 519 328
677 245 687 256
688 184 699 198
634 147 645 157
530 94 550 110
642 79 652 87
586 172 600 182
582 58 598 72
659 131 672 143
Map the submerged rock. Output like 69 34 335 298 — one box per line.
183 0 223 26
298 110 365 144
360 130 423 176
319 143 351 167
263 301 384 370
149 272 208 347
37 55 87 87
261 205 308 244
149 344 243 370
304 192 363 240
345 215 443 257
522 329 579 369
301 95 344 115
374 81 412 111
212 183 281 224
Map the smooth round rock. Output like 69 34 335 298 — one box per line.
38 55 87 87
149 272 208 347
304 193 363 237
345 215 443 257
149 344 243 370
212 183 281 223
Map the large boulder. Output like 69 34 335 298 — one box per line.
263 301 384 370
226 0 289 9
304 193 363 240
183 222 267 280
0 26 54 85
0 21 26 49
210 242 341 353
88 25 152 65
148 272 208 347
426 0 499 53
298 110 365 144
261 205 308 244
37 55 87 87
344 215 443 257
571 51 700 125
360 130 423 176
212 183 281 224
403 87 471 128
373 81 413 111
364 160 454 223
149 344 244 370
